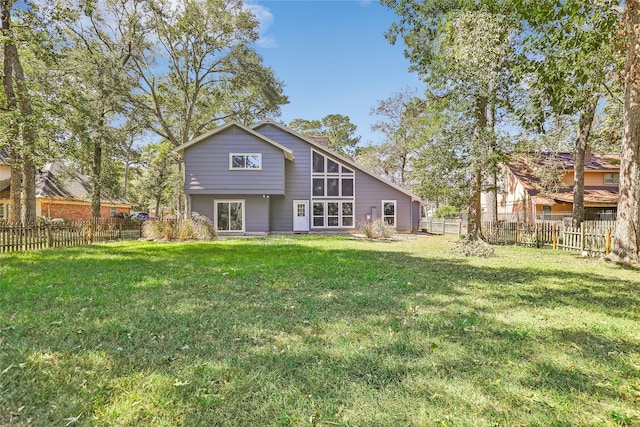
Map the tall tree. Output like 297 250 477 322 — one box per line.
289 114 361 158
516 0 621 227
384 1 517 238
56 0 144 218
130 0 287 215
369 89 424 186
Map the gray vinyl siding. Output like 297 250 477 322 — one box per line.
183 126 286 195
190 193 270 233
254 124 312 231
353 171 414 232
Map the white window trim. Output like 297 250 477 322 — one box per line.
312 200 355 229
214 199 245 232
229 153 262 170
382 200 397 228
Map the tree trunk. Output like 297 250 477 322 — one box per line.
609 2 640 262
11 48 37 225
572 95 599 228
484 98 498 224
467 95 488 240
2 0 20 223
91 112 106 219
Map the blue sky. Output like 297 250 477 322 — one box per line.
247 0 424 145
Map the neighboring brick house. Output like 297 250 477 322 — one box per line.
483 151 620 223
0 150 132 221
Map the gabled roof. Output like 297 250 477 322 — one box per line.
1 162 131 206
507 152 620 206
175 121 294 161
0 148 10 165
251 120 423 202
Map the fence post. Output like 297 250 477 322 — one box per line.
535 223 539 248
47 223 53 248
514 224 518 246
458 220 462 237
553 224 557 250
580 222 586 253
605 229 611 255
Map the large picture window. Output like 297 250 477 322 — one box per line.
229 153 261 170
215 200 244 232
0 203 8 219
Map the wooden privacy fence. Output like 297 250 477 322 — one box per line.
482 222 614 255
0 219 143 254
422 218 468 237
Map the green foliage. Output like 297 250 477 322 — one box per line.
289 114 361 158
1 237 640 425
359 218 395 239
434 205 458 219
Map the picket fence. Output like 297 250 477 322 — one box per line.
0 219 143 254
482 221 615 255
422 218 615 256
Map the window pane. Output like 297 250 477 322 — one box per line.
327 178 339 196
384 217 395 226
342 202 353 216
342 217 353 227
313 152 324 173
342 179 353 197
313 202 324 216
328 217 339 226
217 203 229 230
313 178 325 197
230 202 243 230
341 166 353 174
313 217 324 226
297 204 306 217
327 202 339 216
231 155 245 168
246 155 260 169
384 202 395 216
327 159 339 173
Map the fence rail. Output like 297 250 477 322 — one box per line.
0 219 143 254
422 218 615 256
482 221 614 256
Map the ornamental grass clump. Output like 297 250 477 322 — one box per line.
359 218 395 239
177 214 216 240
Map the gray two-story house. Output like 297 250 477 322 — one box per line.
176 120 422 234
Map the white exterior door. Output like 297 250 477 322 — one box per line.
293 200 310 232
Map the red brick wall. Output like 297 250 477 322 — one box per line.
41 202 131 221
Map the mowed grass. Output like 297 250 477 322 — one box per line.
1 235 639 426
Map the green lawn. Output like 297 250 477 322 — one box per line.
1 235 639 426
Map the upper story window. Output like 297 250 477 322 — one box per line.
604 173 619 184
311 151 354 198
230 153 262 170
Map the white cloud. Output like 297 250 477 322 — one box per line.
243 2 277 48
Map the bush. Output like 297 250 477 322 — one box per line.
359 218 395 239
434 205 459 219
143 215 217 241
177 214 216 240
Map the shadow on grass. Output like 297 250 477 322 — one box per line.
1 237 639 426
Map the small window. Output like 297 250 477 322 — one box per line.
327 178 340 196
342 202 353 227
0 203 5 219
341 166 353 174
110 206 116 216
297 203 306 217
313 178 325 197
382 200 397 227
327 202 339 226
230 153 262 170
342 179 353 197
604 173 619 184
313 151 324 173
327 159 340 173
313 202 324 226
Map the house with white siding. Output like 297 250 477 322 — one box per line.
176 120 422 234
